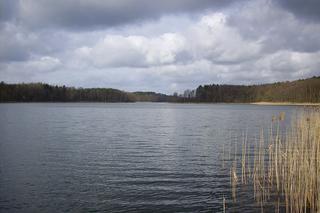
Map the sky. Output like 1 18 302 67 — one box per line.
0 0 320 94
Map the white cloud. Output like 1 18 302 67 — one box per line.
1 0 320 93
0 56 62 83
73 12 262 69
74 33 186 67
26 56 62 72
255 51 320 79
186 13 262 63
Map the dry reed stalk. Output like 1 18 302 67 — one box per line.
231 136 238 202
228 135 232 161
223 195 226 213
222 143 225 168
231 161 238 202
241 132 247 184
229 108 320 212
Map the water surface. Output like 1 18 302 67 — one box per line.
0 103 300 212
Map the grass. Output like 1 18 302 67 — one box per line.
226 108 320 212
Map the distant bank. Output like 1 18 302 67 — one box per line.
1 76 320 103
251 102 320 106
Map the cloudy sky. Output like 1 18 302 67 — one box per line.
0 0 320 93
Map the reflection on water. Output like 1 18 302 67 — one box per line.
0 103 298 212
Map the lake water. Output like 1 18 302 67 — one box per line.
0 103 301 212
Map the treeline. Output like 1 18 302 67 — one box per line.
0 82 133 102
195 76 320 103
0 82 181 103
132 92 180 102
1 76 320 103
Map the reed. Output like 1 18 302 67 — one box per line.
230 108 320 212
223 195 226 213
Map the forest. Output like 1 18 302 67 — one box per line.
0 76 319 103
0 82 180 102
194 76 320 103
0 82 133 102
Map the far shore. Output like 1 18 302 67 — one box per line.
251 102 320 106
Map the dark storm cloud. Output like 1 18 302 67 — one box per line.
2 0 242 30
275 0 320 22
227 0 320 54
0 0 17 23
0 23 73 62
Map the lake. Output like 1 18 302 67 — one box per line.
0 103 300 212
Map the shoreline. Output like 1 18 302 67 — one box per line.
250 102 320 106
1 101 320 106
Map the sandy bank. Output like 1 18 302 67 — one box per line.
251 102 320 106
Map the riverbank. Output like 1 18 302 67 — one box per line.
251 102 320 106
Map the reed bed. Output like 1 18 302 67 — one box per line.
227 108 320 212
